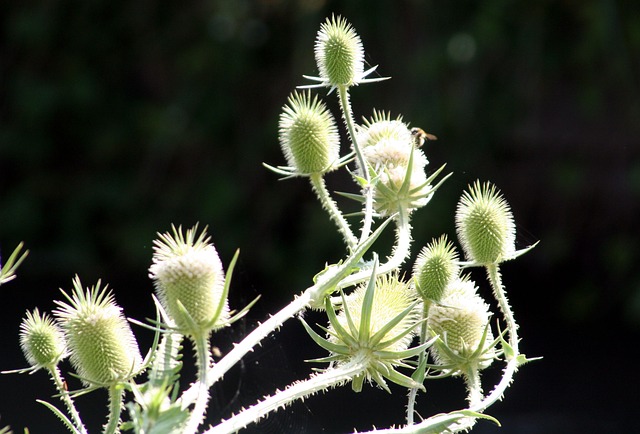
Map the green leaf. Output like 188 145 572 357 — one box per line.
300 318 351 355
358 257 379 345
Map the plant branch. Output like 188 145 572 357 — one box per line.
205 359 366 434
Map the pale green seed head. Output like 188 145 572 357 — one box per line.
357 112 432 216
428 278 495 371
278 91 340 175
455 181 516 265
332 273 419 354
54 277 142 386
315 15 364 88
149 225 229 336
413 235 460 303
19 308 66 370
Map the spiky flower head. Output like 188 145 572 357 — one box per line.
149 225 229 336
54 277 142 387
314 15 364 88
19 308 66 370
303 271 428 393
413 235 460 303
278 91 340 175
456 181 516 265
428 278 496 373
357 111 435 216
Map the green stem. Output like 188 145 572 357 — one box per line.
310 172 358 249
49 366 87 434
406 302 430 425
464 367 483 407
337 85 366 183
104 385 124 434
182 332 212 434
486 264 519 354
204 359 367 434
337 85 375 243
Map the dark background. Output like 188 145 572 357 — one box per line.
2 0 639 432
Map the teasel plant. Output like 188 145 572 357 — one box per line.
2 15 538 434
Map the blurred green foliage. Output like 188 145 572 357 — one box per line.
1 0 640 431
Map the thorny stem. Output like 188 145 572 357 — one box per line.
337 84 375 244
104 385 124 434
49 366 87 434
204 359 367 434
310 172 358 249
182 332 212 434
180 293 312 407
486 264 519 354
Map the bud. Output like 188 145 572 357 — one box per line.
278 91 340 175
357 112 432 216
19 308 66 370
455 181 516 265
314 15 364 88
149 225 229 336
413 235 459 303
54 277 142 386
428 278 495 372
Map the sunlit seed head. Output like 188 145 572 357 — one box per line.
455 181 516 265
413 235 460 303
428 278 495 370
315 15 364 88
54 277 142 386
332 273 418 353
149 225 228 335
278 91 340 175
19 308 66 370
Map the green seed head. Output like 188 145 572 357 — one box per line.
54 277 142 386
19 308 66 370
315 15 364 88
455 181 516 265
413 235 460 303
149 225 229 336
428 278 495 371
278 91 340 175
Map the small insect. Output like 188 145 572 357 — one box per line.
212 346 222 358
410 127 438 148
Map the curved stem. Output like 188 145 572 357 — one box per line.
204 360 367 434
104 385 124 434
309 172 358 249
182 332 212 434
49 366 87 434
